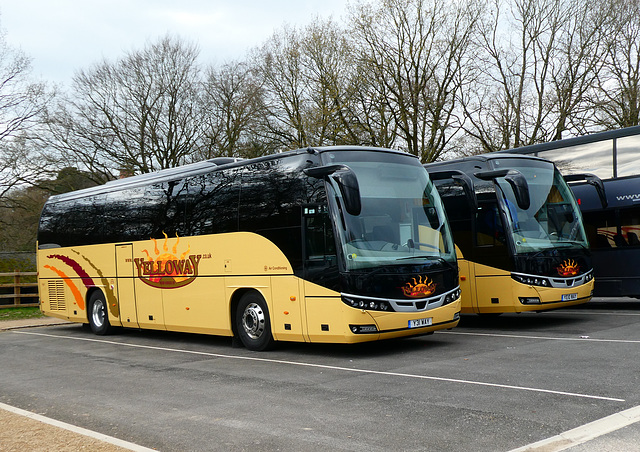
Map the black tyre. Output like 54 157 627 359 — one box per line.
478 312 503 319
88 291 113 335
235 292 275 351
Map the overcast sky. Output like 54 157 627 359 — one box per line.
0 1 349 86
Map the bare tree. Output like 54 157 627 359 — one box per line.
200 61 269 159
462 0 558 152
299 19 360 146
549 0 615 138
250 17 403 151
252 19 365 150
0 34 49 142
44 35 205 178
252 25 310 149
308 19 400 148
589 0 640 130
0 136 33 204
347 62 399 148
0 26 52 206
462 0 614 153
350 0 480 162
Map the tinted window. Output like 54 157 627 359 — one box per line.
434 181 475 255
38 156 316 249
584 207 640 249
185 169 241 235
101 181 190 243
239 160 307 230
145 180 189 238
239 157 310 272
102 187 147 242
475 200 507 247
38 195 105 247
303 203 339 286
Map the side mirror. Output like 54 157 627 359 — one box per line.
475 169 531 210
331 169 361 216
428 169 478 211
304 164 362 216
564 173 607 208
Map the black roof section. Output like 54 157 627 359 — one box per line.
46 145 415 204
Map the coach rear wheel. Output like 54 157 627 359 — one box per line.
236 292 275 351
88 291 113 335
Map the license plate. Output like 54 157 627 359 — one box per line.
408 317 433 328
562 293 578 301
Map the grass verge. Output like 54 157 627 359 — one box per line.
0 307 44 321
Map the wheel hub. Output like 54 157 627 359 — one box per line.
241 302 265 339
91 299 105 328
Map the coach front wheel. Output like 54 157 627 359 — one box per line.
236 292 275 351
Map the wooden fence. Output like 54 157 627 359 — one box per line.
0 272 39 308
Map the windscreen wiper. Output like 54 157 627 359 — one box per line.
396 255 456 270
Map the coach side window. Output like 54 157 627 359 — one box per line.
145 179 189 238
38 202 70 247
186 170 241 235
38 195 106 247
239 160 306 272
475 201 506 247
103 188 147 242
583 208 640 249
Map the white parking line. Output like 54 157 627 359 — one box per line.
14 330 625 402
444 330 640 343
508 405 640 452
566 310 640 316
0 401 155 452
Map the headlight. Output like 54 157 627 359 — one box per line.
342 295 393 311
443 287 461 305
512 274 550 287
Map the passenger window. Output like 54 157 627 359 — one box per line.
475 203 506 247
587 208 640 249
304 205 336 261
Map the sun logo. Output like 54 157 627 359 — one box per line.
402 275 437 298
133 233 202 289
557 259 580 277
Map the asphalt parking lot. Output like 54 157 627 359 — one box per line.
1 297 639 451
